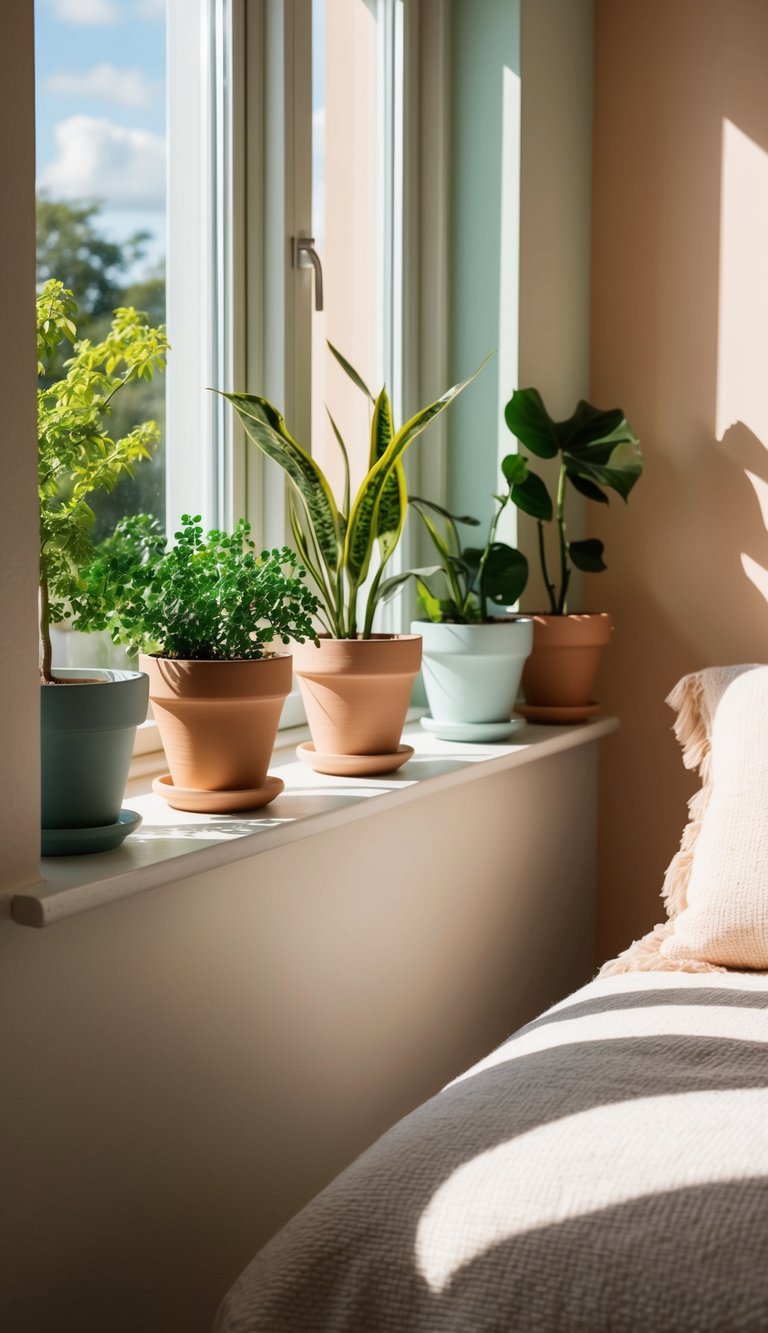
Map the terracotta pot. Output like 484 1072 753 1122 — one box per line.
140 652 292 791
291 634 422 757
521 613 613 708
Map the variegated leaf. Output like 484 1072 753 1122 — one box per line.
370 388 406 565
345 361 486 590
221 391 341 575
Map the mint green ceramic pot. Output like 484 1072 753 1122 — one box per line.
412 618 533 724
41 668 148 834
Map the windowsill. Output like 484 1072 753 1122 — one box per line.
13 716 618 928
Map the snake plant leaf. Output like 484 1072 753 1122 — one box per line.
325 407 351 522
568 538 607 572
369 387 407 566
409 495 481 526
567 471 609 505
328 341 375 403
504 388 560 459
481 542 529 606
221 390 342 574
510 470 553 522
345 362 486 591
565 438 643 501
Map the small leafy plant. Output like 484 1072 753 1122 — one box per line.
37 278 168 681
73 513 320 660
407 454 529 623
503 388 642 615
218 344 485 639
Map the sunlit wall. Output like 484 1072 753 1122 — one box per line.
591 0 768 960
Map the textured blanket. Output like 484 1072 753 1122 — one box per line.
215 971 768 1332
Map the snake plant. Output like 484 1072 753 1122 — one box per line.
220 345 484 638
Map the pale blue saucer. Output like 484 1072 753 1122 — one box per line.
420 716 525 743
41 809 142 857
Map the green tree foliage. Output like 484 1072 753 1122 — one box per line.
37 279 168 681
37 196 167 537
37 196 152 332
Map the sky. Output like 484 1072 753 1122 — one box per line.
34 0 167 274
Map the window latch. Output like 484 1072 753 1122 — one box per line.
292 236 324 312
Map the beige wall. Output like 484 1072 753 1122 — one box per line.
0 745 598 1333
590 0 768 960
0 2 42 897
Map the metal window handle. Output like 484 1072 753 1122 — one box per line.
292 236 324 312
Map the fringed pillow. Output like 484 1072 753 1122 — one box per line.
602 664 765 976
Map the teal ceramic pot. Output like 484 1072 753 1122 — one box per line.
413 618 533 724
41 668 149 835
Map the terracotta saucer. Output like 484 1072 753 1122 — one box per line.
152 773 285 814
296 742 414 777
514 701 601 725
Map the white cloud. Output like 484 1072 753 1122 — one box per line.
47 64 154 109
38 115 166 211
49 0 121 24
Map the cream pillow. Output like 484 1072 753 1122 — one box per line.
660 663 768 969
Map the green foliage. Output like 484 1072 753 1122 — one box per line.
397 463 529 624
73 514 320 661
37 197 167 539
37 278 168 680
219 345 486 639
504 388 642 614
37 196 152 334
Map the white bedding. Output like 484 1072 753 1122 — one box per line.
215 970 768 1332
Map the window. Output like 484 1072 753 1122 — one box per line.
35 0 449 704
35 0 167 535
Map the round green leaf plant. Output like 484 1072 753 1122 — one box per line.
37 278 169 681
73 513 320 661
218 343 487 639
503 388 642 615
400 454 530 623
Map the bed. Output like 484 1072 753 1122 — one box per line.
215 666 768 1333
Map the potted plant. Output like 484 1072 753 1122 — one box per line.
503 388 642 721
37 279 168 853
218 345 484 775
75 514 320 812
402 457 532 741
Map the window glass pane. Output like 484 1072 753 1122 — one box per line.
35 0 167 540
35 0 167 667
311 0 383 500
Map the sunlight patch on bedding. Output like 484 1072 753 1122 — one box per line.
450 1003 768 1087
416 1087 768 1293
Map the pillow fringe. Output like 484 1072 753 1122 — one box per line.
666 670 711 779
599 922 726 975
661 783 711 918
659 671 712 917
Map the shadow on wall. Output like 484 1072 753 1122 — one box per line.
717 119 768 599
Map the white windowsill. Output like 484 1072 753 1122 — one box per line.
13 716 618 928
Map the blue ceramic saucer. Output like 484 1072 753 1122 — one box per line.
41 808 142 857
